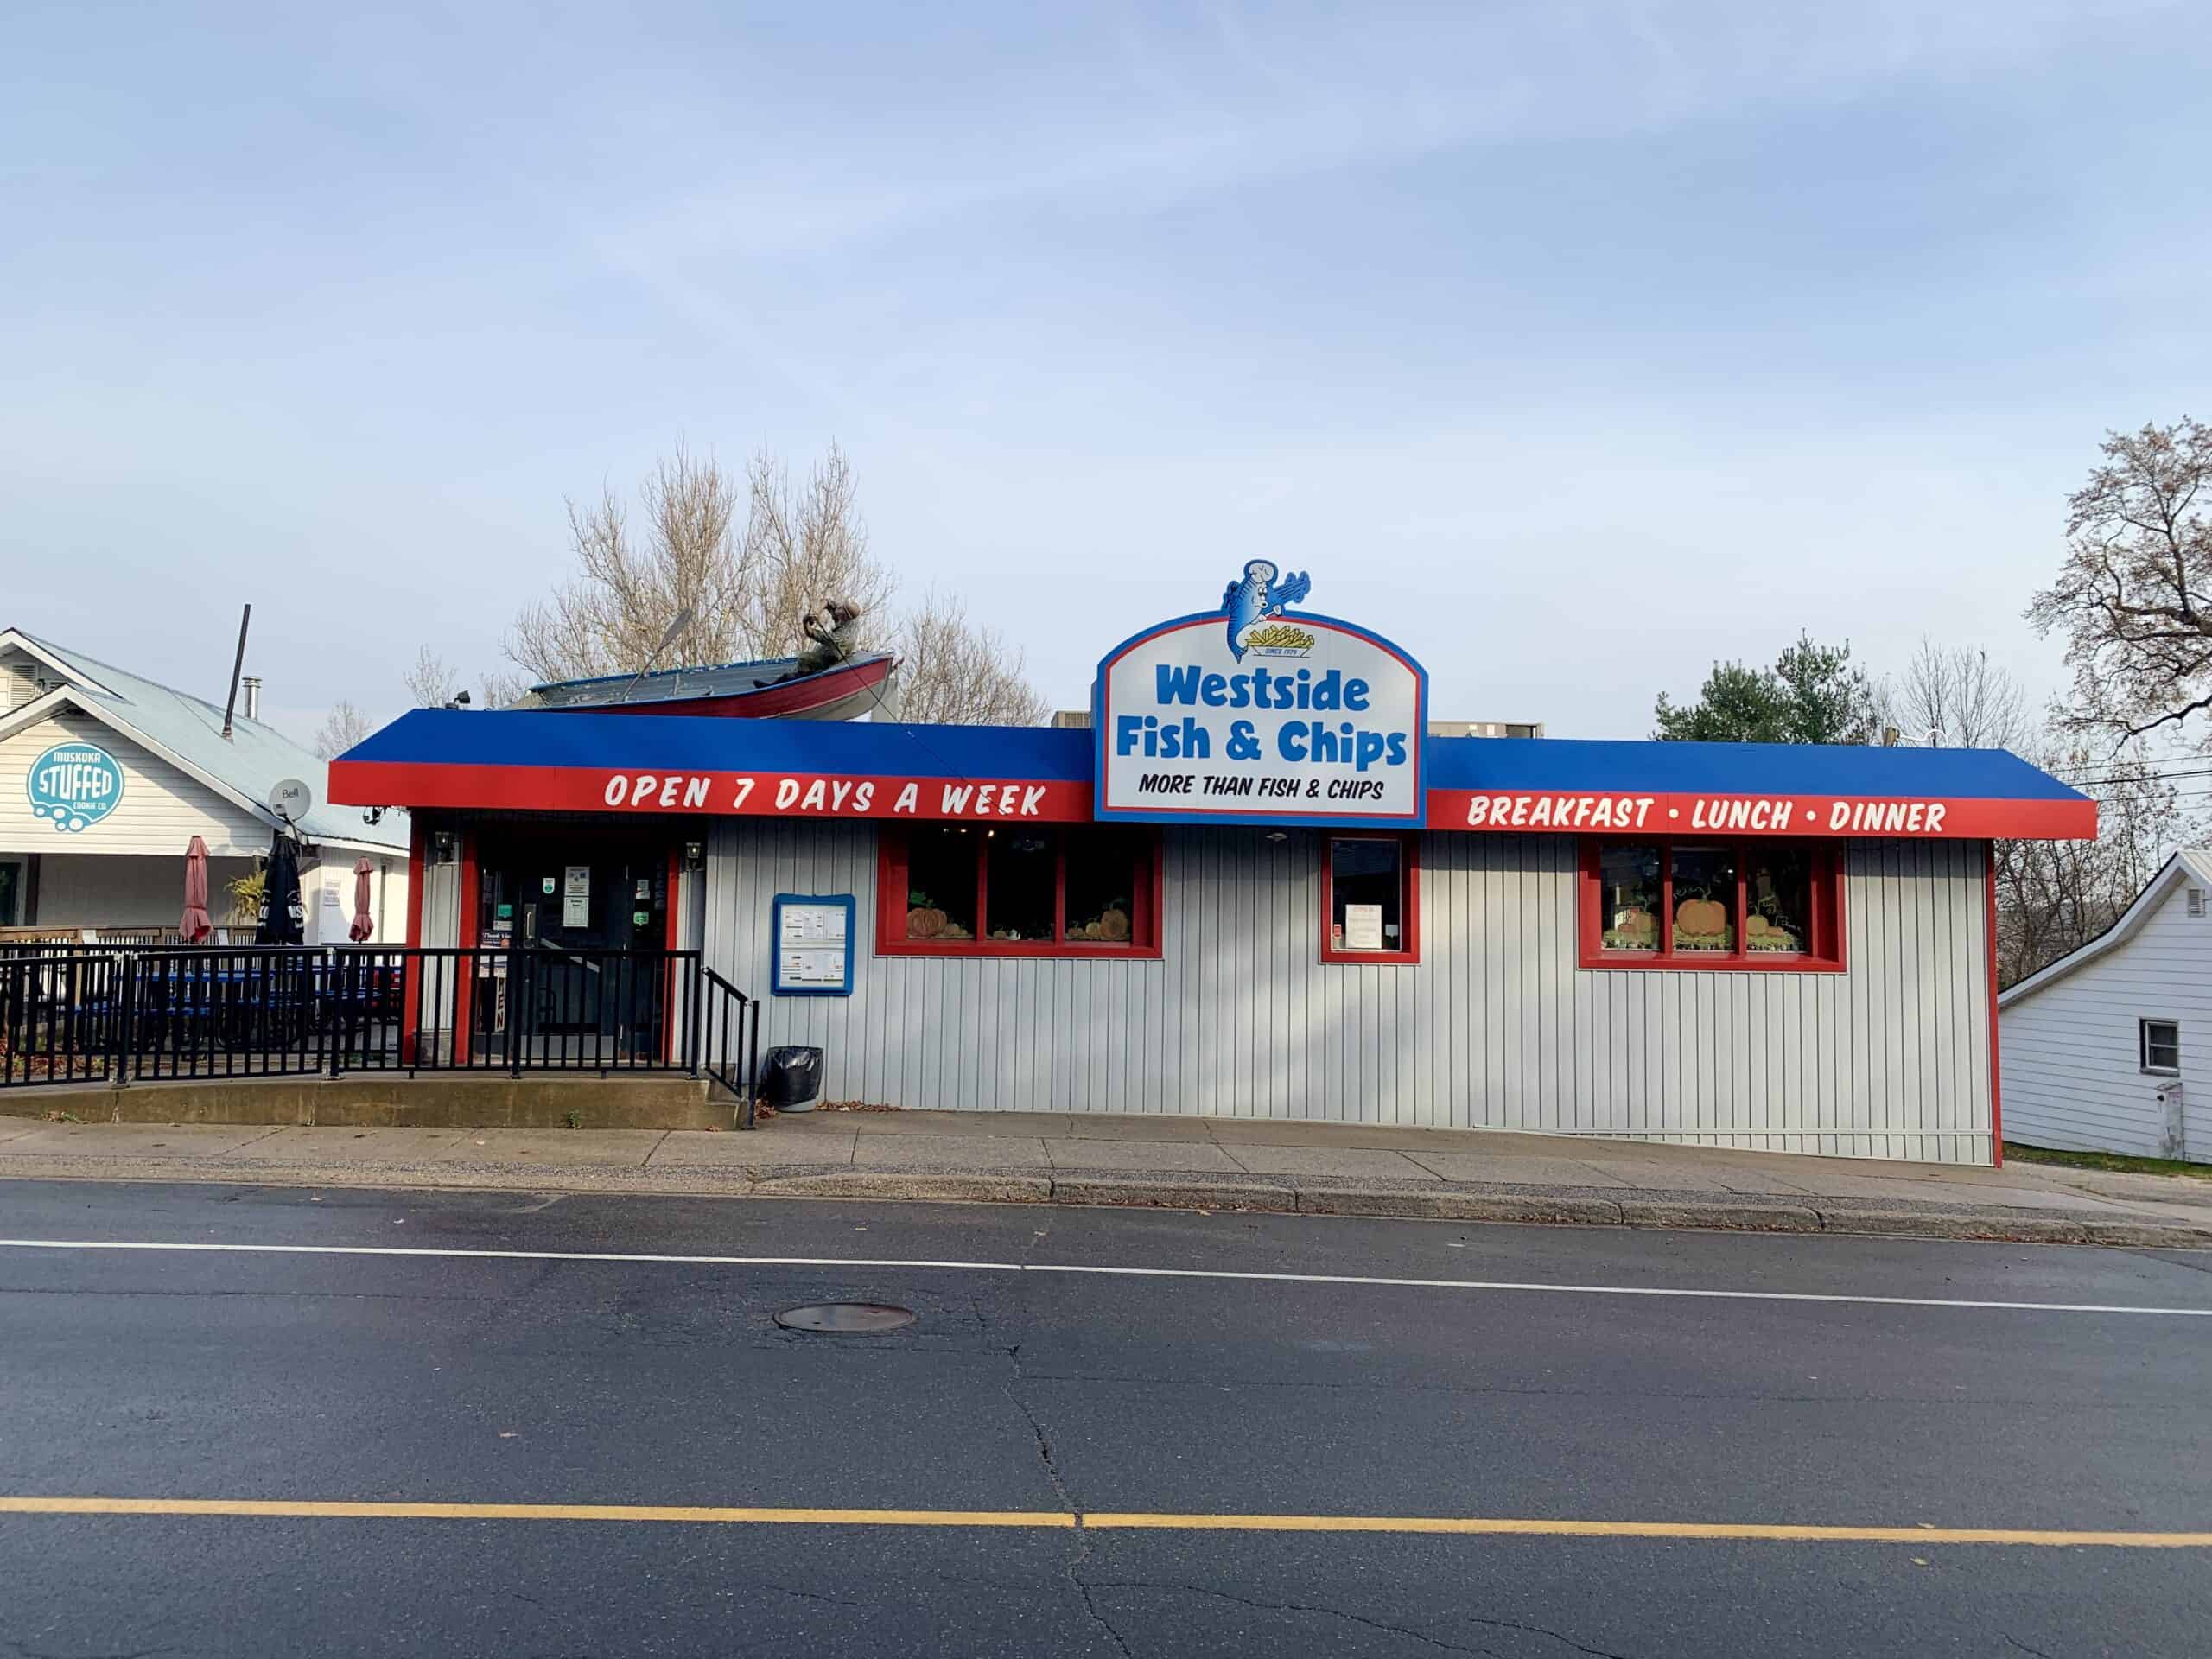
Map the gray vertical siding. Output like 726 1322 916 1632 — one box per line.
418 857 459 950
414 855 461 1051
702 822 1994 1163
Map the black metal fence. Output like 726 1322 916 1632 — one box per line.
1 944 755 1092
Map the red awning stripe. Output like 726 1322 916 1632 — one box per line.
332 760 1095 823
334 762 2096 841
1427 789 2096 841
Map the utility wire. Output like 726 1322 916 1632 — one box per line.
2057 766 2212 789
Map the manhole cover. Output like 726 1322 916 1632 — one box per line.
775 1302 916 1333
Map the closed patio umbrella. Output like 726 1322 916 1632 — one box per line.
180 836 213 944
349 858 375 942
256 830 305 946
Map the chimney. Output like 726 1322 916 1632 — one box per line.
241 676 262 722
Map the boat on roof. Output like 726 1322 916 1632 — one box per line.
522 651 897 721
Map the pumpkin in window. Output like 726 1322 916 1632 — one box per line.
906 906 948 938
1675 897 1729 941
1094 907 1131 942
1608 906 1656 945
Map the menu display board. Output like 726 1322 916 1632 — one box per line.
772 894 855 996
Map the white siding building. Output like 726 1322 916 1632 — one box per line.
332 569 2097 1165
0 629 410 941
1999 851 2212 1162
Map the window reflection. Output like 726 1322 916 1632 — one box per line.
985 832 1055 942
1331 838 1404 951
1598 844 1661 952
1746 845 1812 954
904 827 976 940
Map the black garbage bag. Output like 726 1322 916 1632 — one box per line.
760 1045 823 1111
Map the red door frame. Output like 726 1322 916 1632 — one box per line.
400 820 426 1065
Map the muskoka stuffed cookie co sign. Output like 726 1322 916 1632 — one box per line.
1094 563 1427 829
26 741 125 834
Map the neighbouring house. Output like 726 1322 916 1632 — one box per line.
0 628 410 941
1998 850 2212 1163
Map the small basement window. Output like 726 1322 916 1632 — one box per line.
1321 834 1421 963
2140 1019 2182 1075
1579 838 1843 971
877 824 1161 957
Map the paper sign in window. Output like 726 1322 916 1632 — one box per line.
1343 903 1384 950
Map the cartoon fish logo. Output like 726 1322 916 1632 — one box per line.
1221 560 1312 661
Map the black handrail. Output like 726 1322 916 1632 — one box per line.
700 967 759 1129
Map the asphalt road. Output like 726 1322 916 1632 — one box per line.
2 1180 2209 1657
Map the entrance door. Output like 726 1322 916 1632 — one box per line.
474 830 673 1065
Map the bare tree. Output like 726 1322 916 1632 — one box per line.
403 646 464 709
1871 640 2028 749
489 438 1046 724
893 590 1052 727
2029 417 2212 752
312 700 372 760
506 442 754 681
478 671 527 711
1993 734 2202 986
403 648 511 710
739 443 896 658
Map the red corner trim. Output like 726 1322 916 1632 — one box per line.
1986 840 2004 1166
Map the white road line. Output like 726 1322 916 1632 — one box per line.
0 1237 2206 1317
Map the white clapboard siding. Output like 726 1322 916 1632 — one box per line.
703 822 1993 1162
0 713 271 858
31 851 259 927
2000 879 2211 1160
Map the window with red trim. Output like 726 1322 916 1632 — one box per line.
877 823 1163 957
1320 833 1421 963
1578 837 1844 971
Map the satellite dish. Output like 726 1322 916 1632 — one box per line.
268 777 315 823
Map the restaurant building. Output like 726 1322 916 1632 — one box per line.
329 569 2094 1164
2 629 410 941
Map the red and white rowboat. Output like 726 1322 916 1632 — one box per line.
524 652 897 721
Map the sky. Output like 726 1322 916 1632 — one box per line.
4 1 2208 747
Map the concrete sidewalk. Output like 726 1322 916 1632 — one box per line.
3 1105 2209 1247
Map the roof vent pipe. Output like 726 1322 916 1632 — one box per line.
241 676 262 721
219 603 252 740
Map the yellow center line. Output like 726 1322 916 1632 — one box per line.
2 1497 2207 1547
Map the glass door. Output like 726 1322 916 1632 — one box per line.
474 832 671 1065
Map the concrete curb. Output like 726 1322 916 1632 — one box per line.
1296 1186 1625 1224
1050 1174 1298 1212
1 1153 2208 1249
753 1168 1054 1205
1618 1198 1824 1233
